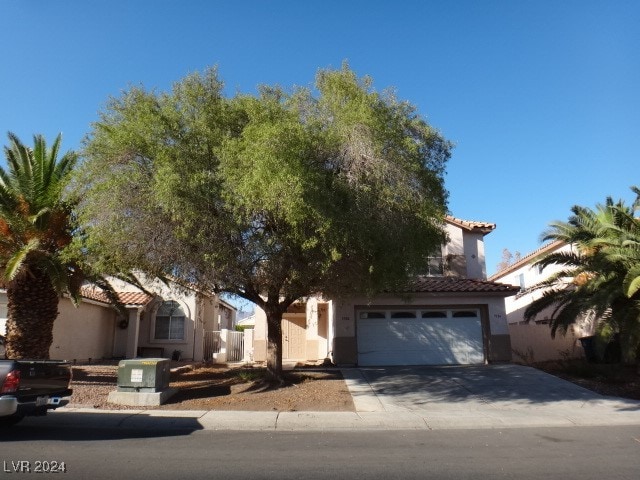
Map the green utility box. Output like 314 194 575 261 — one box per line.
116 358 171 393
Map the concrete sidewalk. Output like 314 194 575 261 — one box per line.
19 365 640 432
20 402 640 432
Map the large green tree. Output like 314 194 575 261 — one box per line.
524 187 640 362
0 133 81 359
77 65 451 380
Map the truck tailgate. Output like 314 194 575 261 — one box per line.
14 360 72 397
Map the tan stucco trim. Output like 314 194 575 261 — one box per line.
488 334 512 363
253 339 267 362
332 336 357 365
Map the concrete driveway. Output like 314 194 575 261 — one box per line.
341 364 640 428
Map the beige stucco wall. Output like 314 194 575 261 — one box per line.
109 276 201 361
252 298 330 363
463 232 487 279
253 307 268 362
509 322 585 362
202 296 219 331
50 298 116 361
141 296 196 361
442 224 487 279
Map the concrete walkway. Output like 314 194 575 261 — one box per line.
19 365 640 432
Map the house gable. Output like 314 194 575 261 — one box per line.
439 216 496 279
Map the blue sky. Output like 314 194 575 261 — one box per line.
1 0 639 288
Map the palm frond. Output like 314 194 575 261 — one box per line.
527 186 640 360
623 265 640 299
3 238 41 280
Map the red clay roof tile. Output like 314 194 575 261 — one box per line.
398 276 520 295
445 216 496 234
80 286 154 307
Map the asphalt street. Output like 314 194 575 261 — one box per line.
2 425 640 479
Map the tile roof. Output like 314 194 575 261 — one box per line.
0 284 154 308
80 286 154 307
445 216 496 234
0 283 154 307
397 276 520 295
488 240 566 281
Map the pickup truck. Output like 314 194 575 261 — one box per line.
0 358 73 426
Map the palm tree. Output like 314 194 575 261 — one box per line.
0 133 81 359
524 187 640 362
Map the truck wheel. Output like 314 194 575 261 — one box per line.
0 414 24 427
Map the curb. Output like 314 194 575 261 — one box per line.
17 407 640 432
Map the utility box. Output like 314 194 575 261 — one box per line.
116 358 171 393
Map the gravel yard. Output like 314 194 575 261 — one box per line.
68 363 355 412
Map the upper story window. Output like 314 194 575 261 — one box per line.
425 254 444 276
154 300 186 341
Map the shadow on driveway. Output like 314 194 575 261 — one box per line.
354 364 640 412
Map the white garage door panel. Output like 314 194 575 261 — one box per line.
357 317 484 366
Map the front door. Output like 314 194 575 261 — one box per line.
282 316 306 360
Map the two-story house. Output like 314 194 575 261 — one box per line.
252 216 520 366
489 241 594 362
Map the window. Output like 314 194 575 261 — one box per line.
425 255 444 276
390 311 416 318
452 310 479 318
359 312 386 319
154 301 186 340
422 311 447 318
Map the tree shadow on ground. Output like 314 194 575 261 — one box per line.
356 365 640 411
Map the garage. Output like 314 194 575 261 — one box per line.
356 308 485 366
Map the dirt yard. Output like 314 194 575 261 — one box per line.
69 363 355 412
532 360 640 400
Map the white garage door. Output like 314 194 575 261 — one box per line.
357 309 485 366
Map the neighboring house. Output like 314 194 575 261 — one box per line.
236 312 256 329
489 241 595 362
253 216 520 366
0 276 236 362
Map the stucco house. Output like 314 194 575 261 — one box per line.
252 216 520 366
0 276 236 362
489 241 594 362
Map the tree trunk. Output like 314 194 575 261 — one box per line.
265 308 284 383
5 268 59 359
